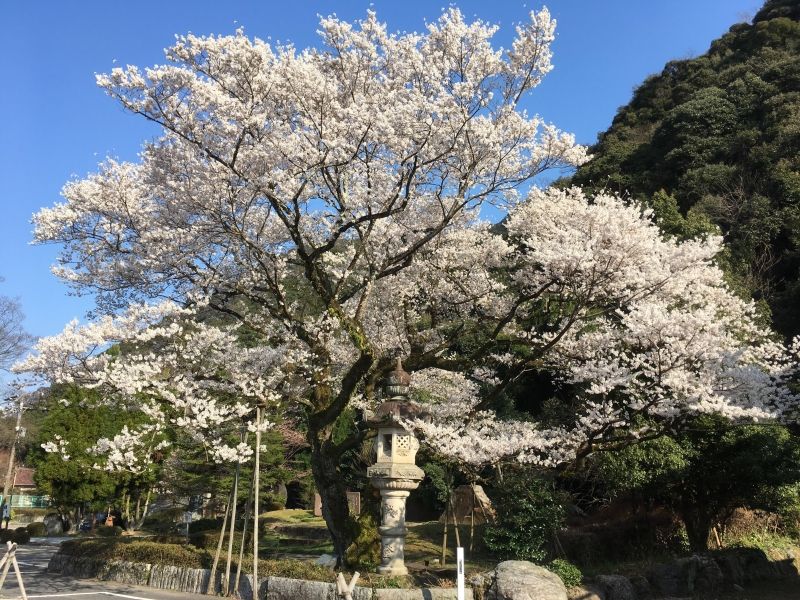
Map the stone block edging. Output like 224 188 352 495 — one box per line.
47 552 471 599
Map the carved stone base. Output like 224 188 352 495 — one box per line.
370 473 423 576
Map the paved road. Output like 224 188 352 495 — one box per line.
0 544 210 600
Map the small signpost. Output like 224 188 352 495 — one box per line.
0 541 27 600
182 510 193 540
336 571 360 600
456 547 465 600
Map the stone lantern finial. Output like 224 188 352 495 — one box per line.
385 357 410 399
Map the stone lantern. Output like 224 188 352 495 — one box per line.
367 358 424 576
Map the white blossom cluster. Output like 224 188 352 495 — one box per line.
41 434 70 461
17 9 799 472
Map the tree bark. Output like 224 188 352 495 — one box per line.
682 509 712 553
309 434 354 567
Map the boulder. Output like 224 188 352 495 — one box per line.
648 557 696 596
567 584 605 600
628 575 652 599
486 561 568 600
594 575 635 600
694 554 723 592
43 513 64 536
315 554 338 569
648 554 723 596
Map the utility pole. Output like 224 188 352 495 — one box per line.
2 396 23 507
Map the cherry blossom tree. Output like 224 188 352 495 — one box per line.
19 8 799 563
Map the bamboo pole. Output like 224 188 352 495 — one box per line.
222 432 245 594
449 496 461 548
441 494 449 566
232 470 255 596
469 483 476 553
206 499 231 594
253 407 262 590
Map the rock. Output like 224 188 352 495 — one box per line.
594 575 635 600
568 583 605 600
628 575 651 599
263 576 337 600
648 557 697 596
315 553 338 568
43 513 64 536
486 560 568 600
694 554 723 592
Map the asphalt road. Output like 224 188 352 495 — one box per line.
0 544 210 600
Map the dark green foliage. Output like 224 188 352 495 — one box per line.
572 0 800 337
58 537 334 581
12 527 30 544
141 509 183 534
187 517 223 534
189 530 245 553
95 525 124 537
0 530 11 544
26 522 46 537
594 415 800 551
547 559 582 587
29 384 156 515
345 514 381 570
59 538 211 568
484 471 566 562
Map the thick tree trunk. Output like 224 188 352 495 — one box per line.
310 435 354 567
682 508 712 553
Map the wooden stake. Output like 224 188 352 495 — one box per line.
441 496 449 567
233 469 255 596
469 483 476 553
253 407 262 590
449 496 461 548
0 542 27 600
206 499 230 594
223 432 245 595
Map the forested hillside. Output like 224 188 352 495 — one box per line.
572 0 800 338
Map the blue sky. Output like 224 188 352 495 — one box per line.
0 0 761 347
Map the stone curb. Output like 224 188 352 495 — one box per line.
48 552 472 600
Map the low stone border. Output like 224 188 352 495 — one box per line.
47 552 471 600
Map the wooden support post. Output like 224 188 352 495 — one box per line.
253 406 262 590
0 542 27 600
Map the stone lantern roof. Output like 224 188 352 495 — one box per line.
367 358 425 426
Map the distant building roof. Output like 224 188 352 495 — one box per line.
13 467 35 488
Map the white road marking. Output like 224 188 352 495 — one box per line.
22 593 162 600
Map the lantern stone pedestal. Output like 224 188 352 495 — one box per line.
368 447 424 575
367 359 425 576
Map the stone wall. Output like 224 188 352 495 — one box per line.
567 546 800 600
47 552 469 600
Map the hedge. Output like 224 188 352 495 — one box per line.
58 538 333 582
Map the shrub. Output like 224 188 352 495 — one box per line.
0 530 13 543
254 558 332 581
187 517 223 534
189 530 245 553
484 472 566 562
27 522 46 537
547 559 582 587
12 527 31 545
96 526 123 537
141 508 183 534
59 538 210 569
345 514 380 570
